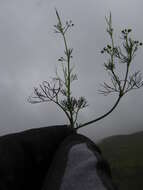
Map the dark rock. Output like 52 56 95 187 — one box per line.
0 125 75 190
0 125 116 190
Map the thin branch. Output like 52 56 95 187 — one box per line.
76 95 122 130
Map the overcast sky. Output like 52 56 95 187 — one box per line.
0 0 143 141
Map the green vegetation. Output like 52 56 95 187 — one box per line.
28 10 143 130
99 131 143 189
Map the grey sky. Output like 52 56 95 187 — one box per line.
0 0 143 141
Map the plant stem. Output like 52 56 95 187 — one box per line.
62 32 74 128
76 95 122 130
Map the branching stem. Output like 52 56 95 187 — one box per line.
76 95 122 130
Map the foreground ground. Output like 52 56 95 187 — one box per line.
98 131 143 190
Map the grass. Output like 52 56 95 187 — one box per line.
98 131 143 190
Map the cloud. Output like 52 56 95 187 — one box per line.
0 0 143 140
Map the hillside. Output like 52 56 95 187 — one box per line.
98 131 143 190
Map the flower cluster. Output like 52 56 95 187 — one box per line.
54 10 74 35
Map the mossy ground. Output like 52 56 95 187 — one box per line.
98 131 143 190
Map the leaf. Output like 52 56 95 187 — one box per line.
60 89 67 96
70 74 78 82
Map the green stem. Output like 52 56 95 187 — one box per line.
55 10 74 127
110 32 122 92
122 37 132 93
62 32 74 128
122 64 129 93
76 95 122 130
